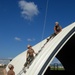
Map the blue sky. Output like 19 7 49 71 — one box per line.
0 0 75 59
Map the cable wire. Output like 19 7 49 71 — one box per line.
40 0 49 46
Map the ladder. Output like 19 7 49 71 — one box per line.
17 34 55 75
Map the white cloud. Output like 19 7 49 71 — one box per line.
14 37 21 41
18 0 39 21
27 38 35 42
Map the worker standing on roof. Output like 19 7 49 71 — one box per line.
24 44 37 68
54 22 62 35
47 22 62 42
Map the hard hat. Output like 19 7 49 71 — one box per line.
27 44 31 48
8 64 14 69
55 22 59 24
